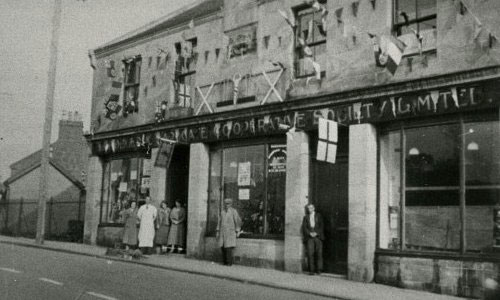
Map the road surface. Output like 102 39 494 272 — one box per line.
0 243 335 300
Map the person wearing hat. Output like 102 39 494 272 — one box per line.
216 198 242 266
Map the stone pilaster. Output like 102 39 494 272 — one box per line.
148 148 166 207
348 124 377 282
186 143 210 258
284 131 310 273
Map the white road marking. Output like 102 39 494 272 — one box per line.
86 291 118 300
38 277 63 286
0 267 21 274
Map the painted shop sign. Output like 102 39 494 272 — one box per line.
92 82 499 155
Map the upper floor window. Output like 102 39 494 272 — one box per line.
394 0 437 53
294 4 326 78
123 56 141 116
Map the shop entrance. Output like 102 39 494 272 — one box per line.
311 127 349 275
165 145 190 208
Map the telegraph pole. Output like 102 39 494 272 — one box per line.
36 0 63 244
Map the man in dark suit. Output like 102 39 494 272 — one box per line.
302 203 324 275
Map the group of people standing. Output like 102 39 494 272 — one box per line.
120 196 324 274
121 196 186 255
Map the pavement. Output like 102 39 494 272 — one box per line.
0 235 465 300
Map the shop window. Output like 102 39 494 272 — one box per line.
207 142 286 238
379 116 500 253
123 56 141 116
100 156 153 224
394 0 437 54
294 4 326 78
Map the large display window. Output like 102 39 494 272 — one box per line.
207 140 286 239
379 113 499 253
100 155 153 224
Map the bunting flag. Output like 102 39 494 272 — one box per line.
451 87 459 108
278 9 295 29
410 29 424 56
430 90 440 112
370 34 406 75
316 118 338 164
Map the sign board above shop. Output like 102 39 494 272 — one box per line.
91 81 500 156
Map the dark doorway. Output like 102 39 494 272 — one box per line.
165 145 190 208
310 127 349 275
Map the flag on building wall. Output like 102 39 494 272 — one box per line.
316 118 338 164
370 34 406 75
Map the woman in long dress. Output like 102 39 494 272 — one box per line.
155 201 171 254
167 200 186 253
121 201 138 250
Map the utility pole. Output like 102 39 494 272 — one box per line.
36 0 63 245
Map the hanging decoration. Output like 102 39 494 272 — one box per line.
104 94 122 120
232 73 242 104
369 33 407 75
369 0 376 10
155 100 168 123
260 67 284 105
226 24 258 58
195 83 215 115
458 0 498 50
105 60 117 77
352 1 359 17
335 8 343 25
278 9 295 29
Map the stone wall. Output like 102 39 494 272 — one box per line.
376 255 500 299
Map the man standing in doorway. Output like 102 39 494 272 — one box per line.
137 196 157 255
302 203 324 275
216 198 242 266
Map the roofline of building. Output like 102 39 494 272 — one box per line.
92 0 223 58
4 160 85 191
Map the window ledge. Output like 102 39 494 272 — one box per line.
376 248 500 262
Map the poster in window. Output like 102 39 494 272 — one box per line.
238 188 250 200
118 182 128 192
155 142 175 169
141 177 151 188
130 170 137 180
142 158 153 177
237 162 251 186
268 144 287 173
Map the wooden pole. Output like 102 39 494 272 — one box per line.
36 0 62 245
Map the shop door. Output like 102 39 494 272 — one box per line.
166 145 190 207
312 156 348 275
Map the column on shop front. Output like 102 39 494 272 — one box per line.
348 124 377 282
149 148 166 207
83 155 103 245
284 131 310 273
186 143 210 258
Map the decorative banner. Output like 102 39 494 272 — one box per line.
155 141 175 169
268 144 287 173
237 162 251 186
91 82 500 155
226 24 257 58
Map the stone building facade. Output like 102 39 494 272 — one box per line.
84 0 500 298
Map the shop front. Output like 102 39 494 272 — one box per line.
84 74 499 289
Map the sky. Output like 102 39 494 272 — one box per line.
0 0 197 181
